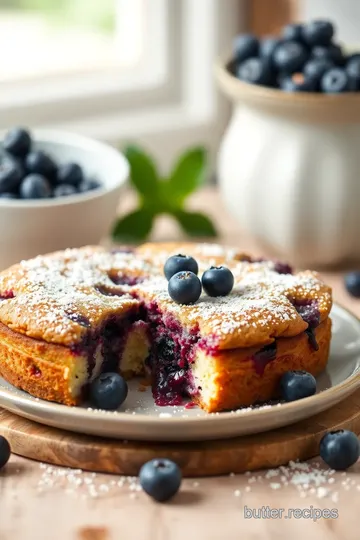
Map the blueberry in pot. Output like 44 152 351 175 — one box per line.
25 150 57 182
168 271 202 304
0 155 23 194
311 44 344 66
164 254 199 281
237 58 272 86
3 127 31 158
90 372 128 411
273 41 309 73
259 37 282 73
260 37 281 59
233 34 259 63
302 20 334 47
53 184 77 197
280 370 316 402
320 430 359 470
57 163 83 187
139 459 182 502
282 23 304 43
303 58 334 86
0 435 11 469
78 179 101 193
202 266 234 297
321 68 350 93
280 73 316 92
20 174 52 199
344 271 360 297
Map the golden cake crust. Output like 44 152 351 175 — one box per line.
0 242 332 350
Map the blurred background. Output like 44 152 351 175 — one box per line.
0 0 358 170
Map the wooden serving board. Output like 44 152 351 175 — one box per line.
1 391 360 477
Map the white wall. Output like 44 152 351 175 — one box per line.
301 0 360 45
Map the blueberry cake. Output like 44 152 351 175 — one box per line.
0 243 332 412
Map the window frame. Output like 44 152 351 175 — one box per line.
0 0 244 158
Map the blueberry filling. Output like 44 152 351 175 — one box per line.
66 313 91 328
252 342 277 375
291 298 320 350
108 272 143 287
0 290 15 300
146 302 199 406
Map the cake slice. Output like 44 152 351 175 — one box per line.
0 243 332 412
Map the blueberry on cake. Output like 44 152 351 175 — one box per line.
0 243 332 412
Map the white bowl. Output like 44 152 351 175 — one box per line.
0 129 129 270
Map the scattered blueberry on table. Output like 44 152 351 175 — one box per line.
0 127 101 200
139 458 182 502
90 372 128 411
344 271 360 298
320 430 360 470
232 19 360 93
0 435 11 470
280 370 317 402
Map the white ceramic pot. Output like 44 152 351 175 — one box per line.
0 130 128 270
216 60 360 268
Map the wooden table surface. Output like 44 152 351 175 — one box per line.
1 188 360 540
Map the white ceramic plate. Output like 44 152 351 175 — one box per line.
0 304 359 441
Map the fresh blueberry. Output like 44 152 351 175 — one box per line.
3 127 31 157
344 271 360 297
320 430 359 470
346 56 360 90
0 155 23 193
347 54 360 70
302 20 334 47
311 44 344 66
233 34 259 63
282 23 304 43
164 254 199 281
90 372 128 411
201 266 234 297
303 58 334 86
280 73 316 92
321 68 350 93
139 459 182 502
19 174 51 199
0 192 18 199
57 163 83 187
78 179 101 193
280 370 316 402
168 271 201 304
260 37 281 59
25 151 57 181
259 37 282 73
273 41 309 73
53 184 77 197
237 58 272 86
0 435 10 469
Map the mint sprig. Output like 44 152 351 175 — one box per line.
112 145 217 243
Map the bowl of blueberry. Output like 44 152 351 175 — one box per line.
0 127 128 269
216 19 360 267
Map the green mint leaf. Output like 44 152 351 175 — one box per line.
112 208 154 243
173 210 217 238
165 147 207 204
124 145 159 199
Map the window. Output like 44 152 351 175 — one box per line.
0 0 242 162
